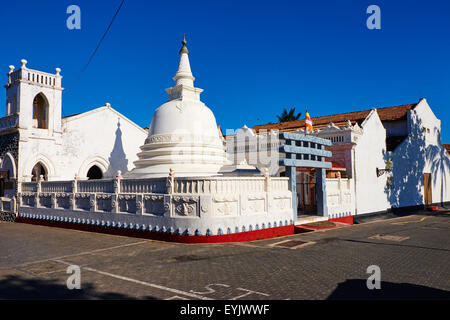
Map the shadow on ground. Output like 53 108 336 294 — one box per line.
0 275 157 300
327 279 450 300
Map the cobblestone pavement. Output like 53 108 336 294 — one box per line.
0 210 449 300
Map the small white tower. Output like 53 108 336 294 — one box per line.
4 59 63 135
129 35 229 178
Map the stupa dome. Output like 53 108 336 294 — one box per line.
129 35 229 178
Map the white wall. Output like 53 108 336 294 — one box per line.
354 109 390 214
389 99 450 207
16 79 63 134
326 178 355 218
18 106 148 181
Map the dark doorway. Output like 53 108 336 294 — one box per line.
297 170 317 214
31 163 47 181
87 165 103 180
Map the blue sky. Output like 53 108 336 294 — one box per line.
1 0 449 141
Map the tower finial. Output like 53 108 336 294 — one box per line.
179 33 189 54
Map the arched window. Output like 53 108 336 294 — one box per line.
87 165 103 180
31 162 47 181
32 93 48 129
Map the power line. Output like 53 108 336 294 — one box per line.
67 0 125 91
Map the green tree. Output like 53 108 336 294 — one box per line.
276 108 302 123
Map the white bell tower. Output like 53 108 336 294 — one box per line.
4 59 63 136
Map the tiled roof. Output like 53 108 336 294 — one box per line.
253 103 417 133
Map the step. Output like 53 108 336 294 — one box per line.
295 215 328 226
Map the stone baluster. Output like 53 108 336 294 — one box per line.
111 171 122 213
8 65 14 85
51 194 57 209
11 197 16 214
115 170 122 194
166 168 175 194
73 174 79 192
35 176 43 208
70 176 77 210
90 194 96 212
136 194 143 215
111 195 118 213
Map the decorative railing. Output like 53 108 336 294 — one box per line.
8 66 61 89
25 70 58 87
27 176 290 196
120 178 166 194
77 179 115 193
21 182 38 192
173 177 268 194
40 181 73 193
18 176 292 217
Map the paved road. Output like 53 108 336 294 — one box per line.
0 210 449 300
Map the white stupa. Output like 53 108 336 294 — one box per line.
129 35 229 178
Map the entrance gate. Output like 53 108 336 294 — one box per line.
279 132 332 221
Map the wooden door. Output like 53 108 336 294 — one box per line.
423 173 432 205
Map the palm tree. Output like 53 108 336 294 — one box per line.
276 108 302 123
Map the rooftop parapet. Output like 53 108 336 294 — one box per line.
5 59 63 90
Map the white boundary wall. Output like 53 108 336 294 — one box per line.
18 176 293 236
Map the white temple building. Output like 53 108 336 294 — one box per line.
0 36 447 240
3 37 299 242
227 99 450 218
0 59 147 200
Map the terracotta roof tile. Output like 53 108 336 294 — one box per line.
253 103 417 133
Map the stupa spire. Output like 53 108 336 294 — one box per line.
166 34 203 101
179 33 189 54
173 34 194 87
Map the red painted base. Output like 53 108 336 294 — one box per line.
294 215 354 233
329 216 354 225
15 217 294 243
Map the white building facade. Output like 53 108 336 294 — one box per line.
0 59 148 201
228 99 450 218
